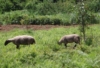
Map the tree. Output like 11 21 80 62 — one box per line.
53 0 57 3
75 0 81 4
78 0 86 41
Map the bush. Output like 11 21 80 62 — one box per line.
0 0 27 13
0 9 99 25
25 0 74 15
30 16 61 25
0 10 33 25
85 36 93 46
86 0 100 12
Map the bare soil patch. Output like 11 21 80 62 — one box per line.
0 25 72 32
0 24 78 31
0 24 97 32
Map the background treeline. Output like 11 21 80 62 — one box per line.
0 0 100 25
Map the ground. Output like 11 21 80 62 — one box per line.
0 24 74 31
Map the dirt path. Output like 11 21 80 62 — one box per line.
0 25 74 32
1 24 97 32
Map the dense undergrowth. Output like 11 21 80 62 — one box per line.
0 25 100 68
0 0 100 25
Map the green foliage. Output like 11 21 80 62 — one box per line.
0 11 76 25
0 0 13 13
25 0 38 13
0 25 100 68
86 0 100 12
0 0 26 13
31 15 62 25
0 0 100 25
85 36 93 46
0 0 100 14
25 0 74 15
0 10 34 25
86 12 98 24
95 13 100 23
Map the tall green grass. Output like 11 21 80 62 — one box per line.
0 25 100 68
0 10 99 25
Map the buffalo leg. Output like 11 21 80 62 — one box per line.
16 45 20 49
64 43 67 47
73 44 77 49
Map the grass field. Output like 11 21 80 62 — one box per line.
0 25 100 68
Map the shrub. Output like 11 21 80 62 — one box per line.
86 0 100 12
30 16 61 25
0 10 99 25
25 0 38 12
25 0 74 15
84 12 98 24
0 0 27 13
85 36 93 46
0 10 34 25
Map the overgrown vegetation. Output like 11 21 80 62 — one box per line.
0 0 100 68
0 25 100 68
0 0 100 25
